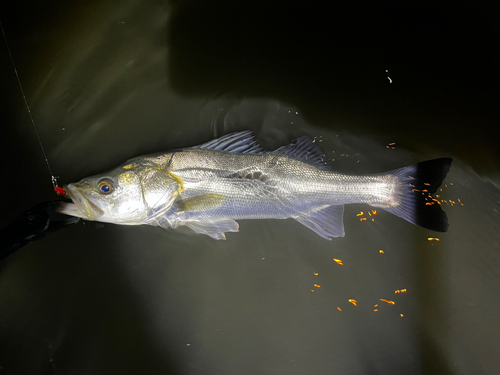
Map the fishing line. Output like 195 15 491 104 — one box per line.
1 21 65 195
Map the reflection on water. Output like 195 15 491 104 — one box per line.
1 1 499 374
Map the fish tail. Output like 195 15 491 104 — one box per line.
382 158 452 232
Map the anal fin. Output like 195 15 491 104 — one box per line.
295 205 345 240
185 219 239 240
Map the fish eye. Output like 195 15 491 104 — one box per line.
97 178 114 194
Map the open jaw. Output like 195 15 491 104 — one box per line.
56 184 104 220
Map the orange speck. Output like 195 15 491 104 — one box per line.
311 290 315 293
360 217 367 222
337 307 342 311
400 314 404 317
380 299 395 305
379 250 384 254
436 194 440 198
427 237 440 241
425 202 434 205
424 183 431 186
388 142 396 146
395 290 400 294
314 284 321 288
450 183 453 186
348 299 358 306
374 309 378 312
409 176 415 179
368 211 372 216
333 259 343 265
445 184 448 188
356 211 364 216
314 273 319 276
401 289 407 293
374 304 378 307
372 218 375 222
372 210 377 215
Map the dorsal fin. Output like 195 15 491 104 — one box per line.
192 131 264 154
271 136 331 170
192 132 331 170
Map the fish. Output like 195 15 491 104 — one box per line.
57 131 452 240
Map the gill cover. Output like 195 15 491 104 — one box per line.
140 167 183 221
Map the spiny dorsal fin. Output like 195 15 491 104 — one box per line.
271 136 331 170
192 131 264 154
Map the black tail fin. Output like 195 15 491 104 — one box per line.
382 158 452 232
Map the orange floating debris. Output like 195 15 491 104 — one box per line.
372 219 375 222
337 307 342 311
368 211 372 216
356 211 364 216
311 290 315 293
388 142 396 146
401 289 407 293
374 304 378 308
395 289 407 294
314 273 319 276
372 210 377 215
348 299 358 306
314 284 321 288
333 259 344 265
400 314 404 317
374 309 378 312
379 250 384 254
427 238 440 241
380 299 395 305
424 182 431 186
360 218 367 222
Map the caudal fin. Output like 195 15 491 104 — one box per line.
383 158 452 232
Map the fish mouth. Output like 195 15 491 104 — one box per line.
56 184 104 220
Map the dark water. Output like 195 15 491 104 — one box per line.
1 1 499 374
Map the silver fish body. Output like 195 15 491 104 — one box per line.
58 131 451 240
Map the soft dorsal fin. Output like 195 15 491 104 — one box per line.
271 136 330 170
193 131 264 154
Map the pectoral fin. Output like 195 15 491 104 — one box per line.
177 194 226 212
185 219 239 240
295 205 345 240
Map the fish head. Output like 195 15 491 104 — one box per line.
57 160 181 225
